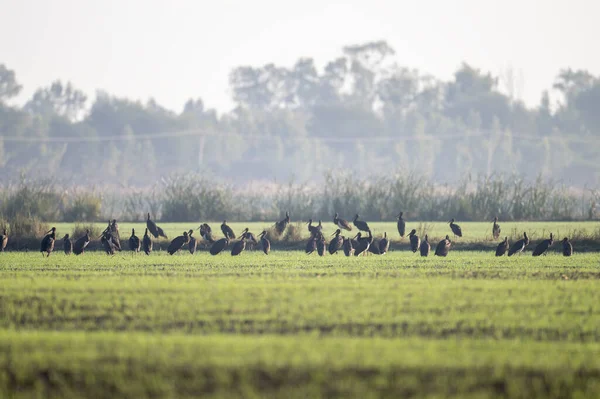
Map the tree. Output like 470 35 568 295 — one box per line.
24 80 87 121
0 64 22 103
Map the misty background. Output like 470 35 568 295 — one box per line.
1 0 600 223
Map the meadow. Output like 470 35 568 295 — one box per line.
1 221 600 398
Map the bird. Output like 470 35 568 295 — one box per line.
239 228 258 248
110 219 120 242
221 220 235 240
198 223 216 243
305 233 317 255
307 219 322 236
102 220 121 252
532 233 554 256
508 232 529 256
333 213 352 231
40 227 56 257
129 229 141 253
100 231 116 255
328 229 344 255
316 233 326 256
142 228 153 256
210 237 230 255
408 229 420 253
449 219 463 238
146 213 168 239
0 228 8 252
188 230 197 254
343 237 354 256
258 230 271 255
434 235 451 257
562 237 573 257
492 217 501 240
378 232 390 255
231 233 246 256
62 234 72 255
73 230 90 255
419 235 430 257
274 211 290 235
397 212 406 238
353 214 370 232
495 237 509 257
167 231 190 255
353 231 372 256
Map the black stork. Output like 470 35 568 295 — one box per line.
434 235 451 257
305 233 317 255
307 219 322 236
100 231 116 255
274 211 290 235
408 229 420 253
333 213 352 231
198 223 216 244
449 219 462 238
353 231 373 256
221 220 236 240
210 237 230 255
492 217 501 240
129 229 141 253
532 233 553 256
379 232 390 255
353 214 370 232
0 229 8 252
188 230 197 254
146 213 168 239
73 229 90 255
40 227 56 257
258 230 271 255
508 232 529 256
316 232 326 256
231 232 247 256
239 228 258 249
167 231 190 255
419 235 430 257
142 228 153 255
495 237 509 256
63 234 72 255
397 212 406 238
343 237 354 256
562 237 573 256
329 229 344 255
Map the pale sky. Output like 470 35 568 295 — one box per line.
1 0 598 114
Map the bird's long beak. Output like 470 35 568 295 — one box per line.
330 231 337 236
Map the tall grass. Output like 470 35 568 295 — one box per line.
0 173 598 222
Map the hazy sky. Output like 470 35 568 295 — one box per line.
1 0 598 114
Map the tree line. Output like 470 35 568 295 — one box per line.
1 41 600 187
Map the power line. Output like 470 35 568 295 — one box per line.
0 128 598 144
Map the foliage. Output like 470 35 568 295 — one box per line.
6 214 49 239
1 46 600 187
62 191 102 222
71 223 101 240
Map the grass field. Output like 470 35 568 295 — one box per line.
1 245 600 398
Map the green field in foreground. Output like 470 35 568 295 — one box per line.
1 251 600 398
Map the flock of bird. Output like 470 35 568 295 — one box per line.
0 211 574 258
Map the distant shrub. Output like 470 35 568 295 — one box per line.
281 222 304 243
72 223 101 240
63 192 102 222
8 214 50 239
0 178 62 221
161 175 236 222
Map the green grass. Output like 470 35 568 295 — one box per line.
1 250 600 397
